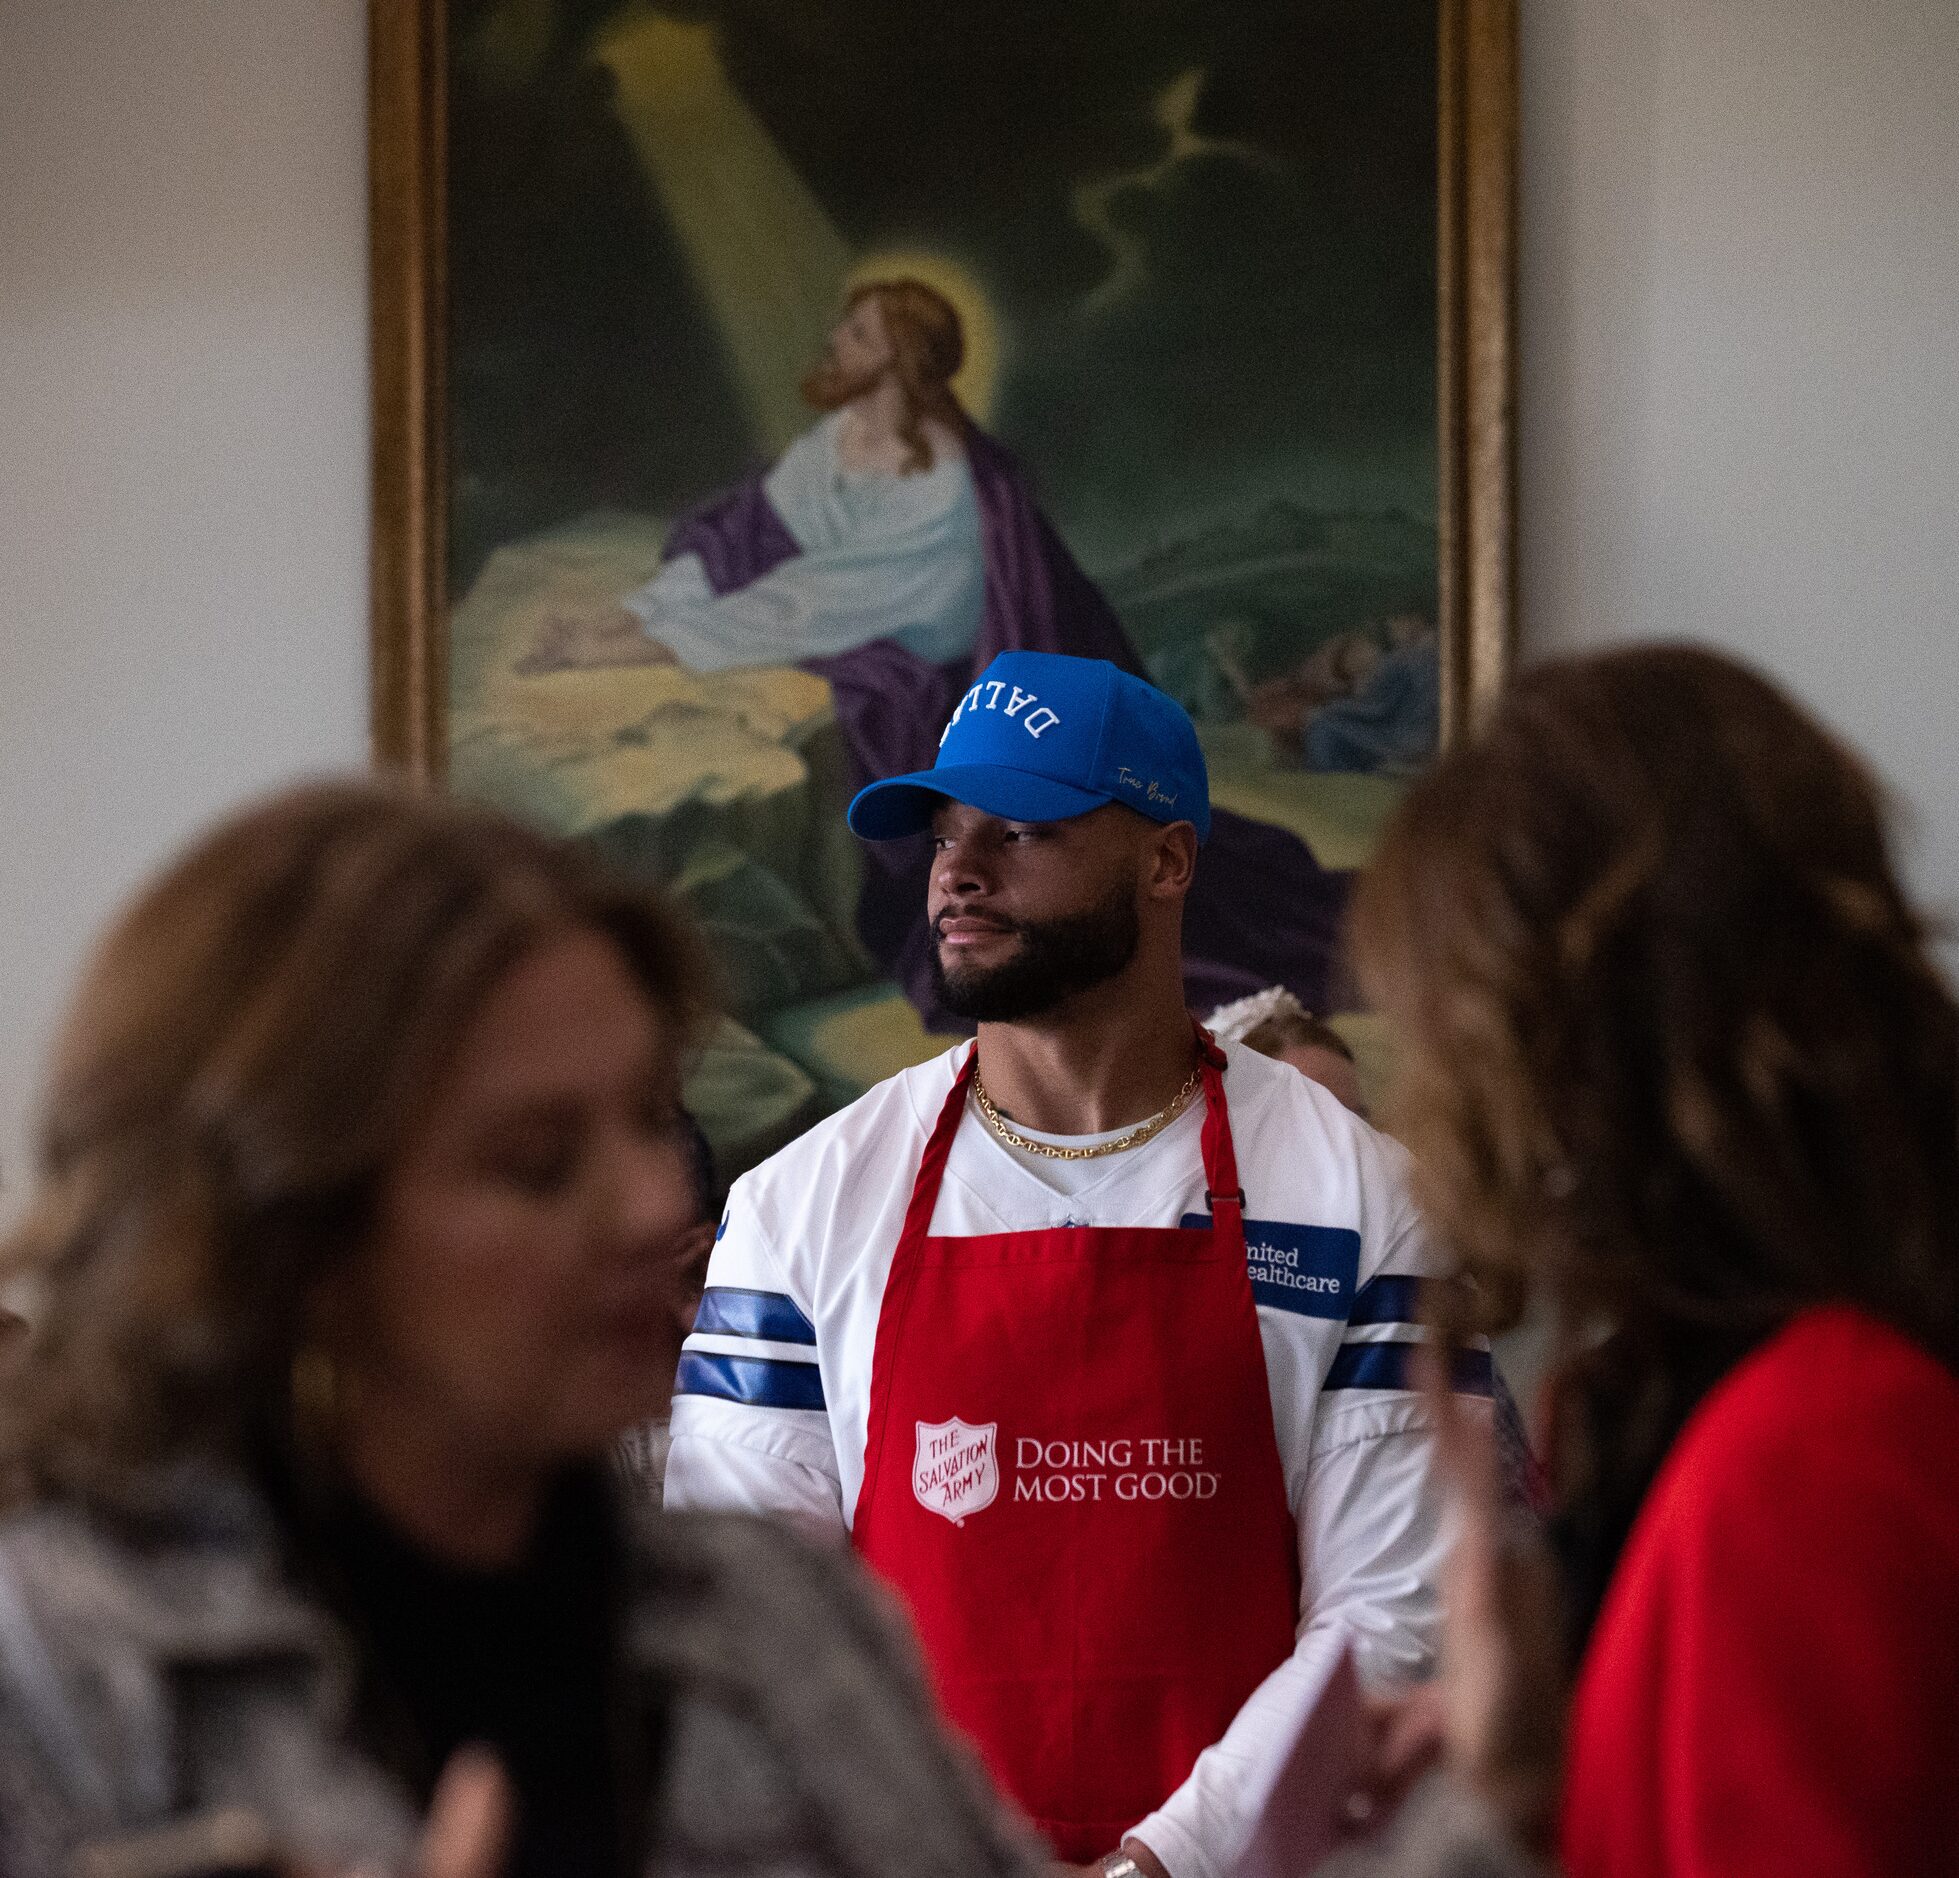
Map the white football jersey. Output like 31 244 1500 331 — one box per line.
666 1039 1472 1878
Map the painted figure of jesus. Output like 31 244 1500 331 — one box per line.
525 281 989 675
519 276 1354 1027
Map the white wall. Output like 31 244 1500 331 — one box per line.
1521 0 1959 931
2 0 1956 1221
0 2 369 1217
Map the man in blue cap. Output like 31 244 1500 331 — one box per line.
667 653 1469 1878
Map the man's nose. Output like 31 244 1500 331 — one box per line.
932 832 993 897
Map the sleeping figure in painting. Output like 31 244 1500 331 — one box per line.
524 283 985 676
521 276 1355 1030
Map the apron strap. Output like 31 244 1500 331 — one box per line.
1195 1025 1245 1228
899 1040 979 1252
858 1045 979 1548
929 1027 1246 1221
916 1030 1243 1225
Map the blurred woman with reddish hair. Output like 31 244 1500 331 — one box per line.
0 780 1032 1878
1334 645 1959 1875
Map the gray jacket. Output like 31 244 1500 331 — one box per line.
0 1470 1037 1878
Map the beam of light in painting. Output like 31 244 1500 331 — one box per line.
1071 67 1280 314
846 250 1004 424
594 10 853 454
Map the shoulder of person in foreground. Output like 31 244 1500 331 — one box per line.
1675 1301 1959 1474
628 1507 1041 1878
0 1479 417 1878
1566 1303 1959 1875
1613 1304 1959 1614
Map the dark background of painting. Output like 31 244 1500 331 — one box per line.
445 0 1439 674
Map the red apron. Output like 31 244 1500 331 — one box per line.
853 1035 1300 1859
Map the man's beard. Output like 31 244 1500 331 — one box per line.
800 354 883 411
930 882 1141 1022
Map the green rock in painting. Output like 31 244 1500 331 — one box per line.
447 514 877 1021
664 841 862 1018
760 982 964 1114
683 1017 823 1184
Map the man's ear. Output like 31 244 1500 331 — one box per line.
1145 822 1200 898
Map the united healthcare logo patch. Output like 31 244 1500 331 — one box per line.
912 1418 999 1525
1181 1213 1361 1319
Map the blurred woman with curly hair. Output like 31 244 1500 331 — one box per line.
1333 645 1959 1876
0 780 1033 1878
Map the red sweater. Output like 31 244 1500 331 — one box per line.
1560 1306 1959 1877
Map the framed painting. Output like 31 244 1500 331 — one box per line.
370 0 1515 1176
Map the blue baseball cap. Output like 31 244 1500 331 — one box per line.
847 651 1212 843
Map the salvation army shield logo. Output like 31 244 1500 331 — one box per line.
912 1418 999 1525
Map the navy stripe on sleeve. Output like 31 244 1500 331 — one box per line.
692 1286 818 1345
674 1350 827 1412
1324 1340 1494 1397
1347 1273 1425 1327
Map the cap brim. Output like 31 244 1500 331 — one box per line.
847 764 1112 840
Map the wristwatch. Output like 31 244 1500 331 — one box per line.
1102 1856 1142 1878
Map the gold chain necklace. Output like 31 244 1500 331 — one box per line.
971 1061 1203 1161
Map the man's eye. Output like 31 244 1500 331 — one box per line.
492 1137 580 1195
635 1095 685 1142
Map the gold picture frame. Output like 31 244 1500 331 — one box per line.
368 0 1516 773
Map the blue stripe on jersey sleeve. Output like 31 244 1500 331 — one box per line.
1348 1273 1425 1327
692 1286 818 1345
674 1350 827 1411
1324 1340 1494 1396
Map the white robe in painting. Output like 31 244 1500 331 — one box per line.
622 412 986 673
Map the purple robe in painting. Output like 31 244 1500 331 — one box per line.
662 426 1354 1030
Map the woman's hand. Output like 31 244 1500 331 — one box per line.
1341 1681 1449 1832
1422 1351 1566 1851
517 606 676 675
415 1748 512 1878
1340 1355 1565 1848
1051 1838 1173 1878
